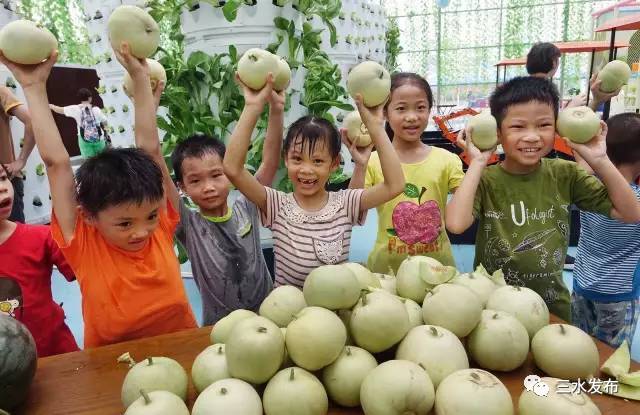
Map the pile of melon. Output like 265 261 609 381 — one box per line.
117 256 613 415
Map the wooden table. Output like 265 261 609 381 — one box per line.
16 315 640 414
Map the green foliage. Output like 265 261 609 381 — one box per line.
17 0 94 65
385 17 402 73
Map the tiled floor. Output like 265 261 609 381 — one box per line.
51 208 640 359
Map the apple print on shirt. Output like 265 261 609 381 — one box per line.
388 183 442 245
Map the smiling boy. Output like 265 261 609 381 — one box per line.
446 77 640 321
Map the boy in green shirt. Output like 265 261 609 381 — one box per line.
446 76 640 321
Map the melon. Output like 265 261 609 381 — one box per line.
396 325 469 388
597 60 631 93
0 20 57 65
286 307 347 371
375 272 397 294
0 315 37 410
343 262 381 289
403 298 424 329
350 291 410 353
303 264 361 310
435 369 513 415
486 285 549 339
422 283 482 338
191 344 229 394
531 324 599 380
396 256 448 303
519 377 601 415
322 346 378 407
467 310 530 372
343 111 372 147
108 5 160 58
225 316 284 384
192 378 262 415
468 110 498 151
450 267 497 307
601 340 630 379
360 360 435 415
259 285 307 327
273 56 291 92
210 309 256 344
123 58 166 99
237 48 279 91
263 367 328 415
347 61 391 107
121 356 188 409
124 390 190 415
556 106 601 144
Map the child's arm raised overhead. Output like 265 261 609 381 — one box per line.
569 121 640 223
356 96 405 210
254 88 285 186
114 44 179 211
223 75 274 212
0 51 78 243
343 129 374 189
445 128 494 234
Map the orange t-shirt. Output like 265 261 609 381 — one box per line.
51 201 197 348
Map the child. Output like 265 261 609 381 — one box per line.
572 112 640 347
0 163 78 356
168 88 284 325
446 76 640 322
223 75 405 288
0 48 197 348
348 72 464 274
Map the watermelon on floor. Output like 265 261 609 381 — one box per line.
0 314 37 410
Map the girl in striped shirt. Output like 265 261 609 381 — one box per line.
224 74 405 288
573 112 640 348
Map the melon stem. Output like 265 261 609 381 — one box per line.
290 367 295 381
429 326 438 336
258 327 267 333
217 346 224 354
220 387 228 395
140 389 151 405
346 347 352 356
147 357 153 365
560 324 566 335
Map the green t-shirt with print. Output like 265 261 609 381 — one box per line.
473 158 613 321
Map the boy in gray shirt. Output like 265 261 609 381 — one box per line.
170 91 284 325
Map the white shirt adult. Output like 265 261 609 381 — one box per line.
50 103 107 137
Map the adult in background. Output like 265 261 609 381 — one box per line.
526 42 620 110
49 88 110 158
0 85 36 223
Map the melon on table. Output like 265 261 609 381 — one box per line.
0 315 38 411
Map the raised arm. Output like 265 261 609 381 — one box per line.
445 128 493 234
5 104 35 177
255 88 285 186
356 96 404 210
569 121 640 223
223 74 274 212
588 75 621 112
114 44 179 211
343 128 373 190
48 104 65 115
0 51 78 241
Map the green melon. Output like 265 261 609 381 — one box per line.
0 315 38 410
597 60 631 93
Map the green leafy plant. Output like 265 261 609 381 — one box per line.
385 18 402 73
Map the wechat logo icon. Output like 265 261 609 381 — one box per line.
524 375 549 397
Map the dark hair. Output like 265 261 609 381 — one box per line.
489 76 559 127
384 72 434 139
171 134 226 183
77 88 93 102
75 147 164 216
606 113 640 166
526 42 561 75
284 116 341 159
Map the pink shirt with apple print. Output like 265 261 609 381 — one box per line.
365 147 464 274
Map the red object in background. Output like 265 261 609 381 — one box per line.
432 108 500 166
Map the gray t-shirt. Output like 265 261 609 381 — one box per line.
176 196 273 325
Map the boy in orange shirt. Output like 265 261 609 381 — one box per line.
0 49 197 348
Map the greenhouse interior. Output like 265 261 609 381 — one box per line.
1 0 640 414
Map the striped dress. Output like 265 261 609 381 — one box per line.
573 183 640 301
261 187 367 288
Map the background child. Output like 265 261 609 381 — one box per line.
169 88 284 325
0 163 78 356
0 47 197 348
446 76 640 321
348 72 463 274
224 74 405 288
572 112 640 347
